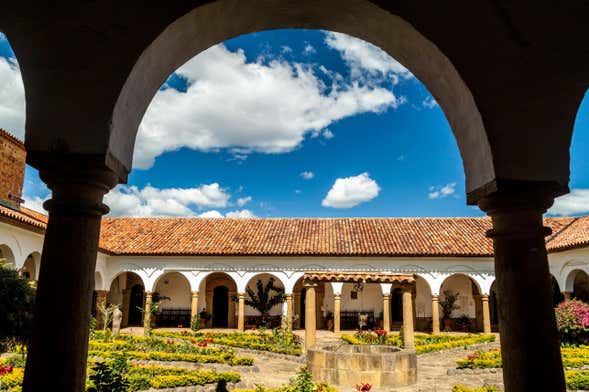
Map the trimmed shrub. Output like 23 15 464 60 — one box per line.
556 300 589 345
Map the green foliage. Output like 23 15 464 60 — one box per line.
232 367 337 392
439 290 460 320
0 263 35 346
154 329 302 356
87 360 129 392
555 300 589 345
341 332 495 355
565 370 589 390
452 386 500 392
245 278 285 320
191 313 201 331
290 366 314 392
457 346 589 370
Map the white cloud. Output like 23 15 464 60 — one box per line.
428 183 456 199
422 96 438 109
324 32 413 81
104 183 231 217
0 57 25 139
226 209 256 218
321 129 334 139
22 195 48 214
134 43 399 169
322 172 380 208
237 196 252 207
198 210 224 218
303 44 316 55
549 189 589 216
300 171 315 180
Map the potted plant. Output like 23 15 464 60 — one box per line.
199 308 212 327
439 290 460 331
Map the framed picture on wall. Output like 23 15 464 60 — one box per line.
351 291 358 300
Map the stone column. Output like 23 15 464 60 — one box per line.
143 292 153 331
237 292 245 331
481 294 492 334
431 295 440 335
190 291 199 320
479 184 565 392
333 293 341 333
402 286 415 350
94 290 108 329
304 283 317 350
122 288 131 327
22 163 118 392
382 294 391 332
285 293 294 330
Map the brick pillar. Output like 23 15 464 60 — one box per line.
304 283 317 350
95 290 108 329
237 293 245 331
431 295 440 335
382 294 391 332
402 286 415 350
333 293 341 333
285 293 294 330
479 183 565 392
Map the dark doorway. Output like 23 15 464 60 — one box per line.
300 288 306 328
128 284 145 325
391 288 403 322
213 286 229 327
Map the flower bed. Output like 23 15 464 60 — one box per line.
88 333 254 366
231 366 336 392
153 328 302 356
341 332 495 354
0 361 241 392
456 346 589 370
451 386 500 392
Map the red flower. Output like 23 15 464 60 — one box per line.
375 329 387 336
356 383 372 391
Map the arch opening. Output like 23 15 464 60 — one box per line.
244 273 286 329
106 271 145 327
203 272 237 328
439 274 482 332
110 1 494 195
153 271 192 328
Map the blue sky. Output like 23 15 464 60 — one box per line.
0 30 588 218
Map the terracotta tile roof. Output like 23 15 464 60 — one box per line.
98 217 495 257
546 216 589 252
0 204 46 231
1 205 588 257
304 271 415 284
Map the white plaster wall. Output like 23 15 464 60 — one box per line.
440 275 476 318
415 277 432 318
0 222 44 269
549 247 589 292
327 283 384 314
154 272 191 309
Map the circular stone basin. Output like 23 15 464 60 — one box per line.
307 344 417 388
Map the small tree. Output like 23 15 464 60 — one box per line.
245 277 285 323
439 290 460 320
97 302 120 332
0 261 35 349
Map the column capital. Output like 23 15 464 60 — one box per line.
432 294 439 300
477 181 562 239
39 158 119 217
481 294 490 300
238 292 245 299
191 291 199 296
382 293 391 299
303 281 318 288
285 293 293 299
334 293 342 299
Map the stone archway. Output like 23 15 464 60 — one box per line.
0 244 15 268
439 274 482 332
243 273 286 329
153 272 192 328
202 272 237 328
107 271 145 327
